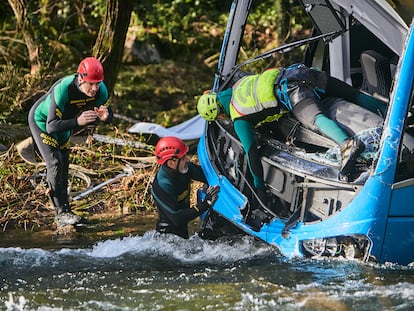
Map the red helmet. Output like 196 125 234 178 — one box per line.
155 136 189 165
77 57 104 82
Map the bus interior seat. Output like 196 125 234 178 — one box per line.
360 50 392 100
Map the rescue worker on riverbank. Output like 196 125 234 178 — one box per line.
152 136 220 239
28 57 113 227
197 64 385 202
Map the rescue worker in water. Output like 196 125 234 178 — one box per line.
151 136 220 239
197 64 385 203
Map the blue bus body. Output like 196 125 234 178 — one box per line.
198 0 414 265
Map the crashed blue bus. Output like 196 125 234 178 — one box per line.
198 0 414 265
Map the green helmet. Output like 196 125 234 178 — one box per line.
197 93 219 121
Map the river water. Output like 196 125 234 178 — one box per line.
1 218 414 311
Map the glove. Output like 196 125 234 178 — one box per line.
205 185 220 206
196 185 220 213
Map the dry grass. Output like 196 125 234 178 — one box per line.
0 131 159 232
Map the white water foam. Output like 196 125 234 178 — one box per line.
0 247 56 268
5 293 26 311
79 231 275 263
0 232 274 270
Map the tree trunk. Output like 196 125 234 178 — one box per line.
280 0 292 41
7 0 42 74
93 0 133 96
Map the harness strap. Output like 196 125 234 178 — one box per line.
275 64 327 111
276 78 293 111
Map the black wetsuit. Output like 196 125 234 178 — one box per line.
28 74 112 209
151 162 207 238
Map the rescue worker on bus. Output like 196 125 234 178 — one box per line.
197 64 384 206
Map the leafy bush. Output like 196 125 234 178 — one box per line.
0 64 67 125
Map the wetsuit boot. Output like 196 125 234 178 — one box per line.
339 137 365 178
55 204 82 226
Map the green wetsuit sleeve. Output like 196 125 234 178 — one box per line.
46 76 78 133
314 114 349 144
96 82 109 106
95 83 113 123
233 119 264 188
217 88 232 115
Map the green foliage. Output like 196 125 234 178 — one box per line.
134 0 232 41
0 63 68 125
0 65 26 123
112 60 214 127
1 1 101 67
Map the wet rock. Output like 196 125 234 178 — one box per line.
123 28 161 65
54 224 76 235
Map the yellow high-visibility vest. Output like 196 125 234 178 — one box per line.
230 69 283 123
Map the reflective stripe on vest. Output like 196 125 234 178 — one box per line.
230 68 280 120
